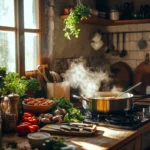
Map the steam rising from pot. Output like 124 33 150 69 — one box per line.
63 58 110 97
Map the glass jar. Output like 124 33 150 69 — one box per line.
109 9 120 20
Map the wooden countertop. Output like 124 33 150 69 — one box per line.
2 121 150 150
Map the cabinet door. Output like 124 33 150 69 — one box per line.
142 130 150 150
118 140 135 150
118 137 141 150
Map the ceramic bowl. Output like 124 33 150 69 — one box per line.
27 132 51 148
22 100 54 113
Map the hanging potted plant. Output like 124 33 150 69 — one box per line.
63 3 90 40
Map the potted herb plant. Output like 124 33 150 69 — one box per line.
2 72 28 120
26 77 39 97
63 3 90 40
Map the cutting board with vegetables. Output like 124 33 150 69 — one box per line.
40 123 97 136
134 53 150 95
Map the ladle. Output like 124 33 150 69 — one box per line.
105 33 111 53
120 33 127 58
116 82 142 98
111 33 119 56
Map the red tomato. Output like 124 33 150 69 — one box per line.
23 112 35 117
27 125 39 132
21 122 32 125
22 116 38 125
16 124 30 136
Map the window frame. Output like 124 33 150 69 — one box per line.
0 0 45 76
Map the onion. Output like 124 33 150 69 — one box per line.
57 107 67 115
52 115 63 122
44 113 53 119
54 109 62 115
41 118 50 124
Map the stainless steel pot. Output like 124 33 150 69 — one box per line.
73 92 150 113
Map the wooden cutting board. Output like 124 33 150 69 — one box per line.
40 124 97 136
110 61 133 91
134 53 150 95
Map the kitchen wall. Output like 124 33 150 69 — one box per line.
46 0 150 71
104 25 150 70
53 0 101 59
103 0 150 70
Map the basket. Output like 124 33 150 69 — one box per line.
22 100 54 113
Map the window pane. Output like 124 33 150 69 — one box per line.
24 0 39 29
0 0 15 27
25 33 39 71
0 31 16 72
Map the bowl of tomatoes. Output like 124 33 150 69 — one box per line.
22 97 54 113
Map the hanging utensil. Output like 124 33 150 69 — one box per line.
111 33 119 56
105 33 111 53
138 32 147 50
120 33 128 58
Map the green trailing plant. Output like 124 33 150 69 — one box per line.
63 3 90 40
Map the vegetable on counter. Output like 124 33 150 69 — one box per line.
53 97 73 111
16 112 39 136
42 137 67 150
63 108 85 123
22 112 38 125
38 97 85 126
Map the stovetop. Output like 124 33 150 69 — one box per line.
81 105 150 130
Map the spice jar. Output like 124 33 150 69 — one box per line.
109 9 120 20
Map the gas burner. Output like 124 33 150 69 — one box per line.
105 115 141 125
83 106 150 130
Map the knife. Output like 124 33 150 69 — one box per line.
60 125 83 132
69 123 93 127
47 125 82 132
61 125 93 132
47 125 66 131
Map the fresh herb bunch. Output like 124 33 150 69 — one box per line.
27 77 39 91
53 97 73 111
42 137 67 150
4 72 28 96
63 3 90 40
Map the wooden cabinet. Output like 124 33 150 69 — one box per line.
60 15 150 26
141 130 150 150
118 137 141 150
118 131 150 150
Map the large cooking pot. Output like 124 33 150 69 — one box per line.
73 92 150 113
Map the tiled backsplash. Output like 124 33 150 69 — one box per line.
104 24 150 70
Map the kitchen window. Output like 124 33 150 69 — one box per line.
0 0 45 75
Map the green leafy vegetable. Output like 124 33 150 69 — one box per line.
53 97 73 111
63 108 85 123
4 72 28 96
42 137 67 150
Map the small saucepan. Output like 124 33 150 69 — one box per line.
73 92 150 113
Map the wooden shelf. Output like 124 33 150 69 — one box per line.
60 15 150 26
